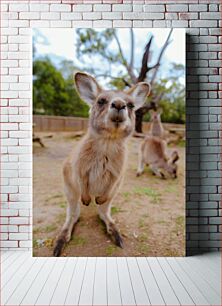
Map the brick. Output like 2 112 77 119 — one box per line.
165 13 178 20
133 5 143 12
200 12 221 19
30 21 50 27
29 4 49 12
50 4 71 12
61 13 82 20
1 209 18 216
50 21 72 27
200 37 218 45
166 5 188 12
41 12 60 20
1 241 18 248
123 12 164 19
190 20 218 28
209 60 221 68
1 60 18 68
93 20 112 27
83 12 101 19
189 4 207 11
143 4 165 12
9 4 28 11
209 217 222 225
19 241 31 248
102 12 122 19
9 20 29 28
1 170 18 178
179 12 198 20
9 233 29 240
113 20 132 27
209 4 219 11
112 4 132 11
19 12 40 19
94 4 111 11
9 115 29 123
172 20 188 27
199 52 217 60
73 4 92 12
72 20 93 27
8 36 30 44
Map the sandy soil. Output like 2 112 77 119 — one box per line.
33 132 185 257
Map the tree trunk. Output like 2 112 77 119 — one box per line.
135 102 157 133
135 108 144 133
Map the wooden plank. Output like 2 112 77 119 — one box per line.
197 253 220 273
117 257 136 305
127 257 150 305
1 256 36 305
1 252 30 289
93 258 107 306
137 257 165 305
20 258 56 305
78 257 96 305
157 258 195 305
0 251 14 263
2 252 23 273
5 258 46 305
147 258 179 305
50 258 77 305
107 258 121 306
176 257 221 305
35 258 67 306
187 256 220 294
167 257 210 305
64 257 87 306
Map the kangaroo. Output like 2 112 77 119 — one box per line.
150 109 164 138
53 72 151 256
137 135 179 179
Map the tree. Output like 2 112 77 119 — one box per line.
76 29 175 132
33 58 89 117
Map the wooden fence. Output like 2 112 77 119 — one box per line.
33 115 185 134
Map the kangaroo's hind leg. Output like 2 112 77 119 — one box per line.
53 166 81 257
136 149 145 177
98 200 123 248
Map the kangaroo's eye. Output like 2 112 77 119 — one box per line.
127 102 134 109
98 98 107 105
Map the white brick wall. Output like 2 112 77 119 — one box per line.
0 0 221 255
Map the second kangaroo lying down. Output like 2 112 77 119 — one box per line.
53 72 151 256
137 135 179 179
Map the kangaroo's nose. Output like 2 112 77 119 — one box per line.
111 101 126 111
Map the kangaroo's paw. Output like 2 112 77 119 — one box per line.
109 223 124 248
95 196 107 205
136 171 143 177
113 229 124 248
53 237 66 257
81 195 91 206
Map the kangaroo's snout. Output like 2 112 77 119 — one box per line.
111 100 126 111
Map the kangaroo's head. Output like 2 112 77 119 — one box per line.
75 72 151 139
165 150 179 178
150 109 162 123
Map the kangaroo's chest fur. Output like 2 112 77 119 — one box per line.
76 135 126 198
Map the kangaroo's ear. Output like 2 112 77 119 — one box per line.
74 72 102 106
127 82 151 110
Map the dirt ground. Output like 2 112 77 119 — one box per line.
33 131 185 257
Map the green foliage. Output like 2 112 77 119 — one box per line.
33 57 89 117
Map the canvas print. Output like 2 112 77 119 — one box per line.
33 28 185 257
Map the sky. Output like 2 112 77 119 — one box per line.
33 28 185 85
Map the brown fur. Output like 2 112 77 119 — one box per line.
53 72 151 256
137 135 179 179
150 110 165 138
